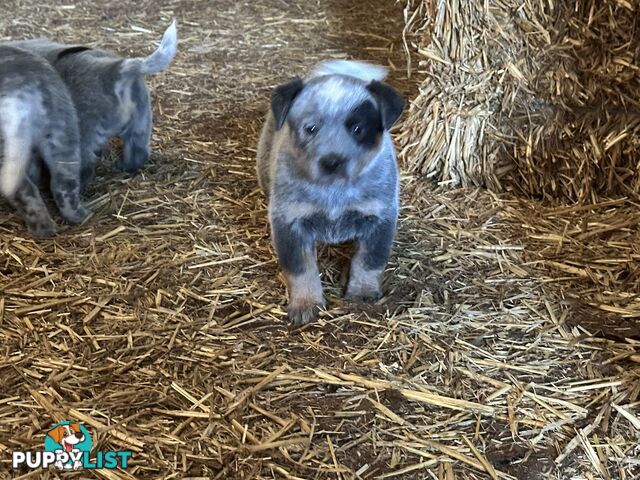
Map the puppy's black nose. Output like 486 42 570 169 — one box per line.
74 432 84 440
319 154 347 175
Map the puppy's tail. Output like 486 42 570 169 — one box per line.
121 20 177 76
309 60 388 82
0 97 33 199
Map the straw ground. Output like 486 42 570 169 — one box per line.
1 1 638 479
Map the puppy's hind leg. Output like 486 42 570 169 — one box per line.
0 98 56 237
7 176 57 238
39 133 90 225
346 218 396 303
272 217 324 325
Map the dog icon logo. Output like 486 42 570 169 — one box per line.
44 421 92 470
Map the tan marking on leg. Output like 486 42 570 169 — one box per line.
284 250 324 325
345 252 384 302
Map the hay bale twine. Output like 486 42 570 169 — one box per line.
398 0 640 202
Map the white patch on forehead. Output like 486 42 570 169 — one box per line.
315 77 353 101
296 76 371 118
309 60 388 82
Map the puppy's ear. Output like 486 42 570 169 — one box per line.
47 426 64 444
271 78 304 130
55 46 92 61
366 81 404 130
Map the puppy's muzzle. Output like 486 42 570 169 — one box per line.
319 154 348 177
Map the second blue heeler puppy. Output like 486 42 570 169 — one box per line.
8 21 177 189
257 60 404 325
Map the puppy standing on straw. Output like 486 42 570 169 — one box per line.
257 60 404 325
8 20 178 189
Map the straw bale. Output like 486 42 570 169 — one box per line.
399 0 640 202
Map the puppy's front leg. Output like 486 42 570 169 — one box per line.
119 102 152 173
80 151 99 192
272 218 324 325
346 217 396 302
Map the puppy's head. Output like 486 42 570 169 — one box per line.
109 72 153 173
47 423 85 450
113 21 177 173
64 423 85 447
271 71 403 184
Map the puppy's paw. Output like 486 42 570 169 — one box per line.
28 219 58 239
345 288 382 304
287 302 323 326
116 147 149 174
115 160 141 174
64 204 91 225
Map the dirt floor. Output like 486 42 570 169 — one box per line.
1 1 639 479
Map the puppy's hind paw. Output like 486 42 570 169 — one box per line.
287 303 322 326
28 219 58 239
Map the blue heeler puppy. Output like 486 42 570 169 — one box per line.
257 60 404 325
0 46 90 237
8 21 177 188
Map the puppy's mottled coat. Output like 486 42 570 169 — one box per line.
8 21 177 188
257 60 404 324
0 46 89 237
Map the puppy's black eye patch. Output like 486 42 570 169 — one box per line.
304 124 318 136
345 101 382 148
